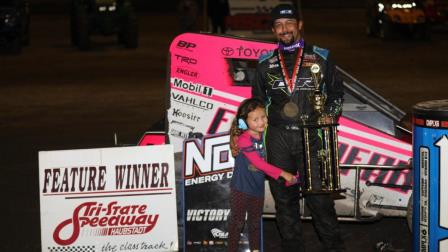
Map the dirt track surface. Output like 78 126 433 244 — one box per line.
1 9 447 251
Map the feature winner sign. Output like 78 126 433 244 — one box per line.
39 145 178 252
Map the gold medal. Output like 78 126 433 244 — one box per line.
283 101 299 118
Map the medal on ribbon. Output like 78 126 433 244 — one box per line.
278 45 304 119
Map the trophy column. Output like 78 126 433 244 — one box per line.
301 64 344 194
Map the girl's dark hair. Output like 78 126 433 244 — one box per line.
230 98 265 138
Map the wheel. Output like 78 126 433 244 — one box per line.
120 8 138 49
365 0 379 37
366 14 379 37
9 37 22 54
123 17 138 49
366 19 378 37
406 193 413 232
117 31 124 44
413 24 431 41
74 4 90 50
124 20 138 49
22 16 30 46
379 20 394 40
70 1 78 46
22 28 30 46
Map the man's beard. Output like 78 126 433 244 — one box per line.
278 32 296 46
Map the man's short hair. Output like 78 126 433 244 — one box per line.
270 4 300 25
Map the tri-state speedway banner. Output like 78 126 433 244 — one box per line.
39 145 178 252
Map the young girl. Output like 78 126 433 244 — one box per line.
227 98 297 252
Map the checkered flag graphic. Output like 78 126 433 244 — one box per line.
48 246 95 252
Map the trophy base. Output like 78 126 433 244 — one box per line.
300 188 346 197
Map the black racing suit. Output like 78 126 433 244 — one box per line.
252 43 345 252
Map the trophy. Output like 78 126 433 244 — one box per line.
310 64 329 123
301 63 343 194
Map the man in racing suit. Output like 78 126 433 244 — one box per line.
251 4 345 252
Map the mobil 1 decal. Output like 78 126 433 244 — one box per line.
182 133 250 251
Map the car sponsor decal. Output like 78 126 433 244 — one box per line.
176 40 197 52
174 54 197 65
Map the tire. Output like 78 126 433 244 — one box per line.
366 14 378 37
9 37 22 54
22 17 30 46
414 24 431 41
407 193 413 233
22 29 30 46
366 20 377 37
70 1 78 46
117 31 124 44
380 20 394 40
124 21 138 49
121 9 138 49
74 5 90 50
365 1 379 37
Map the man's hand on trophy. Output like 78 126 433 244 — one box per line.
322 115 335 124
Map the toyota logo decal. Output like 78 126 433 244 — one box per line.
221 47 234 56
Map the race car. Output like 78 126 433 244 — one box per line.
366 0 430 40
423 0 448 24
136 33 416 250
0 0 30 54
70 0 138 50
141 32 413 221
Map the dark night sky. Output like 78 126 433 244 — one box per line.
29 0 181 13
28 0 365 13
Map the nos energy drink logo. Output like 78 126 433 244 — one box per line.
172 78 213 97
183 134 234 185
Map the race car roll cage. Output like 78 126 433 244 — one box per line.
336 163 410 222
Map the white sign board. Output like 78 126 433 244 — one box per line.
39 145 178 252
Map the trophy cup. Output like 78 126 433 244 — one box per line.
310 64 327 123
301 63 343 194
